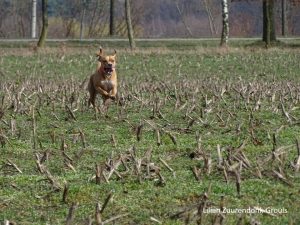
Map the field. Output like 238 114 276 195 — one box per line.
1 39 300 224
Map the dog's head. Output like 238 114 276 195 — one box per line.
96 48 117 76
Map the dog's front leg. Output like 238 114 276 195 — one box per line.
109 86 117 100
95 86 109 97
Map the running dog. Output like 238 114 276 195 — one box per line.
88 48 117 107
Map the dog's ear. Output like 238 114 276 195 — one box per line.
113 49 117 57
96 47 103 58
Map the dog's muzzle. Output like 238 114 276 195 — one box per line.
104 64 114 75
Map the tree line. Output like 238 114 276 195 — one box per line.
1 0 300 48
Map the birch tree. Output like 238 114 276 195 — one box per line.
31 0 37 38
125 0 136 49
37 0 48 47
220 0 229 46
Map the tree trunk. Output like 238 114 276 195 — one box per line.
175 2 193 37
269 0 276 41
263 0 276 46
80 0 86 40
220 0 229 46
263 0 270 46
125 0 136 49
31 0 37 38
37 0 48 47
202 0 217 37
281 0 287 36
110 0 116 36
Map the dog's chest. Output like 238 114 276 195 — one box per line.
101 80 114 91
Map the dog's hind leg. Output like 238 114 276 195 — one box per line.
88 79 96 107
89 92 96 107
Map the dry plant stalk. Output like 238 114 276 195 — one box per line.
102 213 130 224
100 191 114 214
35 153 62 190
31 106 37 149
294 139 300 172
280 100 292 123
62 183 69 203
213 195 225 225
159 157 176 177
166 131 177 145
192 166 201 181
217 144 223 166
65 105 77 121
156 129 161 146
157 172 166 186
136 123 144 142
95 202 102 225
79 129 87 148
65 202 78 225
111 134 117 147
196 192 209 225
6 159 22 173
95 164 102 184
234 170 241 197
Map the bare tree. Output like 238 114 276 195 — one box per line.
175 1 193 37
31 0 37 38
281 0 287 36
202 0 217 37
80 0 87 40
231 0 276 45
37 0 48 47
110 0 116 36
263 0 276 47
86 0 108 38
220 0 229 46
125 0 136 49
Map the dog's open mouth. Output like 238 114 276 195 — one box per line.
104 67 114 75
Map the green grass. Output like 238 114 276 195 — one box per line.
1 40 300 224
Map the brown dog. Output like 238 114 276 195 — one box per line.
88 48 117 107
